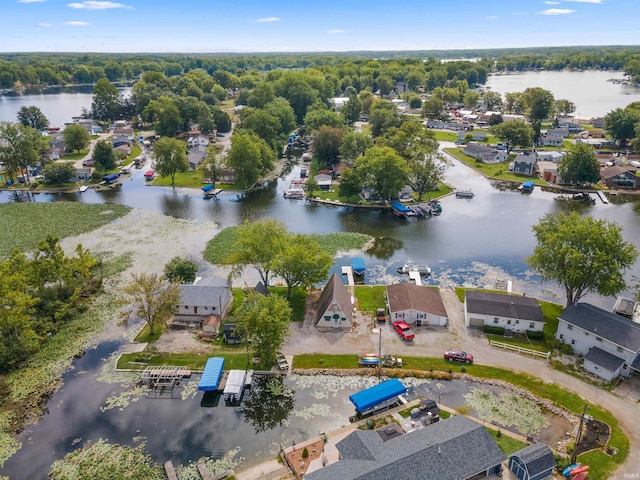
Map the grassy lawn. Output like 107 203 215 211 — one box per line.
117 350 253 371
152 169 206 188
124 144 142 165
269 286 307 322
354 285 387 316
444 148 549 185
61 149 89 160
485 334 548 352
133 322 165 343
0 202 131 256
486 428 528 455
427 129 457 142
360 123 372 136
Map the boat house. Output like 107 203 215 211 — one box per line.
223 370 247 403
198 357 224 392
386 284 448 327
464 291 545 333
349 379 407 415
315 273 354 332
102 172 120 184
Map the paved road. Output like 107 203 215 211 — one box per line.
282 290 640 479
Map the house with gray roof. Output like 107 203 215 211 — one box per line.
464 291 545 332
512 151 538 176
464 143 508 164
173 277 231 327
316 272 353 331
305 415 505 480
556 303 640 381
387 283 448 327
508 443 556 480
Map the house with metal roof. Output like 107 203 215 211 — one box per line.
386 283 448 327
556 303 640 381
315 272 353 331
305 415 505 480
508 443 556 480
464 291 545 332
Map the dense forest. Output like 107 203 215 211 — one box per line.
1 45 640 89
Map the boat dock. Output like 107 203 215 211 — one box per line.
408 271 422 285
204 188 223 199
164 460 178 480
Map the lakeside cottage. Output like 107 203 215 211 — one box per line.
173 277 231 329
386 284 448 327
464 291 545 333
316 272 353 331
463 143 508 164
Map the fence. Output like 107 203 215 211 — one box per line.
489 340 551 360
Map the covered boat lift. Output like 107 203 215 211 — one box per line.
349 378 407 416
351 257 366 277
391 202 414 218
198 357 225 392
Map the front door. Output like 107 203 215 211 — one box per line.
333 315 340 328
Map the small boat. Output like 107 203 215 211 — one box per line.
570 466 590 477
455 189 474 199
352 257 366 276
397 263 431 276
78 185 88 192
519 181 535 193
391 202 415 218
562 463 581 477
283 188 305 199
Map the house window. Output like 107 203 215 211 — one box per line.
567 325 573 330
204 307 208 310
515 320 519 324
584 332 589 336
493 318 499 324
184 306 189 310
559 334 564 340
507 319 512 325
571 339 576 346
529 322 535 329
342 317 346 321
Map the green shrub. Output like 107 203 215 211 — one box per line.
302 447 309 459
483 325 505 335
526 330 545 340
560 344 574 355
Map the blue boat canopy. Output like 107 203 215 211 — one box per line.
522 181 535 189
198 357 225 391
351 257 366 275
202 184 215 192
391 202 412 213
349 378 407 413
102 173 120 183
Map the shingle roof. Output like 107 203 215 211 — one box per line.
465 291 544 323
510 443 556 476
387 284 447 317
464 143 495 155
584 347 626 372
178 285 230 310
559 303 640 351
305 415 505 480
316 272 352 323
600 166 636 180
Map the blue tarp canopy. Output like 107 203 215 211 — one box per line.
198 357 225 391
522 181 535 189
349 378 407 413
202 184 215 192
391 202 412 213
351 257 366 275
102 173 120 183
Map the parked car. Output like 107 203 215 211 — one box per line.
393 321 415 341
444 350 473 364
82 159 94 167
376 308 387 323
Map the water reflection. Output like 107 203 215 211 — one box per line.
240 375 295 434
366 236 404 260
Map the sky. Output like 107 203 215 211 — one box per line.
2 0 640 53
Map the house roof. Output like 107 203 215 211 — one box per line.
254 281 269 296
559 303 640 351
584 346 626 372
600 166 636 180
465 291 544 323
305 415 505 480
178 284 231 309
464 143 495 155
387 284 447 317
510 443 556 476
316 272 352 322
513 152 538 164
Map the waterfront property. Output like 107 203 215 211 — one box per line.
600 166 639 190
556 303 640 381
316 272 354 331
386 283 448 327
305 415 505 480
173 277 231 328
463 143 508 164
512 151 538 176
464 290 545 333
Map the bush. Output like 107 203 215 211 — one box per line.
560 343 574 355
526 330 545 340
302 447 309 459
483 325 505 335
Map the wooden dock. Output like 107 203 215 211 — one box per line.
164 460 178 480
197 462 213 480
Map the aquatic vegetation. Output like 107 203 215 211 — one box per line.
175 447 243 480
293 403 333 421
47 439 163 479
180 379 199 401
0 202 131 257
0 411 21 468
100 385 147 412
464 386 550 436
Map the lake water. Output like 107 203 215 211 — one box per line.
486 70 640 118
0 86 132 127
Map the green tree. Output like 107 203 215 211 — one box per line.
272 234 333 299
153 137 188 186
213 108 232 133
63 123 90 153
463 90 480 108
339 130 372 166
369 101 401 137
338 166 362 198
265 97 297 136
92 140 116 171
359 90 374 114
120 272 180 335
163 257 199 283
356 145 410 201
304 105 344 132
226 131 274 189
404 92 422 110
340 94 363 125
0 122 45 184
43 161 76 184
17 105 49 131
203 144 223 183
604 106 640 146
247 82 275 109
421 97 445 120
483 91 503 111
522 87 555 122
240 108 281 150
235 292 292 369
557 143 601 186
143 96 183 137
527 212 638 307
313 125 344 165
555 99 576 116
304 177 318 196
375 75 394 96
91 77 121 122
492 121 533 153
504 92 525 114
226 219 288 286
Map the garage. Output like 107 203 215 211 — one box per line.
468 316 484 328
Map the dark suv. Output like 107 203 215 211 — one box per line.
444 350 473 364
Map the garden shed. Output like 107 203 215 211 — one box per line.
508 443 556 480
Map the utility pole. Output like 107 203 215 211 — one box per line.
571 403 589 464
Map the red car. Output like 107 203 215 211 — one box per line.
376 308 387 323
444 350 473 364
393 321 415 341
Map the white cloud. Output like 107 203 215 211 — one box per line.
64 20 89 25
255 17 280 23
67 1 131 9
540 8 575 15
544 1 559 4
564 0 602 3
18 0 46 3
485 15 498 19
328 29 345 34
37 22 52 27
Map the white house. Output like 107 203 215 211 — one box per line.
556 303 640 381
329 97 350 112
537 134 564 148
464 143 508 164
188 134 210 148
386 284 448 327
314 173 332 190
316 272 353 331
537 151 565 163
464 291 545 332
